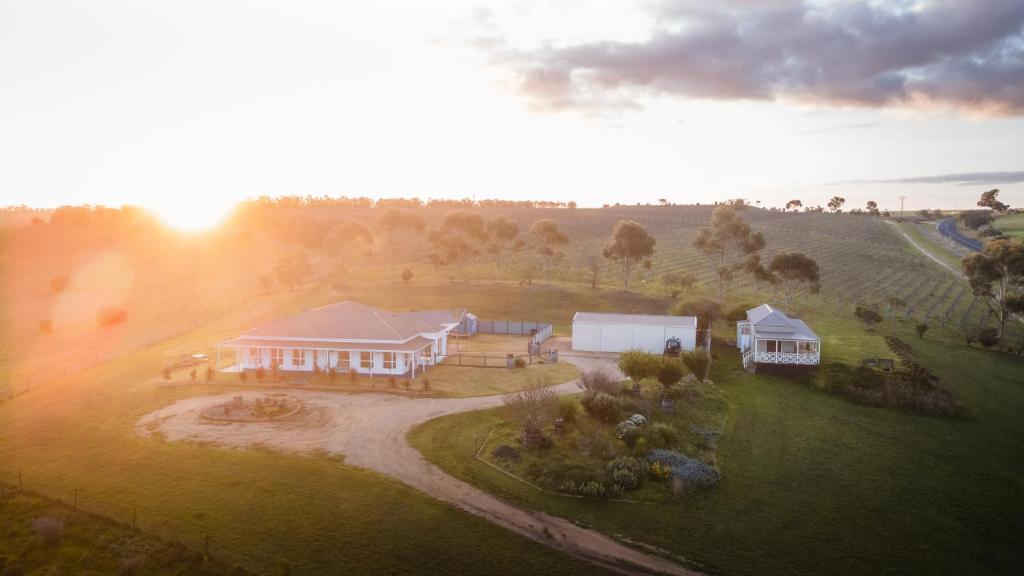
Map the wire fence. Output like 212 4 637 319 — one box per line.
476 319 554 350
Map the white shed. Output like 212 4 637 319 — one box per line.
571 312 698 354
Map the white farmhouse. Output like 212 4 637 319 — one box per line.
571 312 697 354
217 301 469 377
736 304 821 370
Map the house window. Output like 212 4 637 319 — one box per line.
383 352 396 370
292 349 306 366
780 341 796 354
360 352 372 370
334 352 350 370
248 348 260 367
270 348 284 366
421 347 433 362
766 340 778 353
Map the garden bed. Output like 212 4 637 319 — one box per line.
481 373 726 502
200 394 302 422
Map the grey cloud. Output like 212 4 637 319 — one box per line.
497 0 1024 114
831 171 1024 186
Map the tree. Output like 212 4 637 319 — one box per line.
827 196 846 213
915 323 929 339
661 271 696 299
273 252 313 291
38 318 53 334
977 189 1009 212
602 220 655 290
530 219 568 282
961 239 1024 347
866 200 880 216
768 252 820 312
375 209 425 278
50 274 70 293
487 215 520 281
886 295 907 318
785 199 802 212
323 221 374 284
583 254 603 289
854 305 883 329
671 298 722 342
978 327 1000 349
401 268 414 283
693 206 765 300
618 350 662 382
428 211 490 281
502 380 558 448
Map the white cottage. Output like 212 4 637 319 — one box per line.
216 301 468 377
571 312 698 354
736 304 820 370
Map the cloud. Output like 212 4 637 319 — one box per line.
495 0 1024 115
830 171 1024 186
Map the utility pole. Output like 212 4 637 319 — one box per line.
898 196 907 217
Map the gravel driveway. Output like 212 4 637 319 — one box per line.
137 350 699 576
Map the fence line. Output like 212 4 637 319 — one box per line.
476 319 554 350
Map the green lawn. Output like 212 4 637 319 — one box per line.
995 212 1024 241
411 321 1024 576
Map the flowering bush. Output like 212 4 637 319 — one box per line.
615 420 639 439
627 414 647 427
649 460 672 480
646 423 679 449
607 455 649 491
558 479 609 498
582 391 622 423
647 449 721 488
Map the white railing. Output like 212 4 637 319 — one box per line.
742 349 753 369
753 351 820 365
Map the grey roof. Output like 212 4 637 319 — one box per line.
239 301 464 342
573 312 697 328
218 335 434 352
745 304 819 341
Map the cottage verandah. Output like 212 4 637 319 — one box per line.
736 304 821 370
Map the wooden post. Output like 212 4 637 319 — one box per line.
18 469 22 490
132 507 136 529
73 488 77 508
204 533 210 558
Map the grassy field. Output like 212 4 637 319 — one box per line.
0 483 244 575
411 318 1024 576
995 212 1024 241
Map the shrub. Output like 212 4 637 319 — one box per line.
96 306 128 327
31 516 64 547
328 367 337 381
724 303 752 323
978 327 999 349
854 305 883 328
38 318 53 334
577 368 622 394
680 351 708 381
649 460 671 480
618 350 661 382
657 361 684 390
422 379 430 392
189 369 197 381
403 379 411 390
557 397 579 422
646 422 679 448
627 413 647 427
647 449 721 488
239 370 248 382
615 420 640 440
607 455 649 490
401 268 414 283
514 357 527 369
611 469 643 492
491 444 520 461
205 366 215 381
388 377 397 388
559 479 609 498
915 323 929 339
581 391 621 423
162 367 171 382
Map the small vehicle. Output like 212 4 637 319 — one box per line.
663 337 682 357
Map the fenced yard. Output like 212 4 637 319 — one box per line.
445 323 555 369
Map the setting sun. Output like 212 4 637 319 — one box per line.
145 197 238 232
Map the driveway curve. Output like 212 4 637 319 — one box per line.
137 352 699 576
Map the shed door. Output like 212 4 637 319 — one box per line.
599 324 633 352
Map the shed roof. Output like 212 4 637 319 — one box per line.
573 312 697 327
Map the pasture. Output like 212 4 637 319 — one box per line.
411 318 1024 576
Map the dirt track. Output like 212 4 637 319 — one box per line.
137 349 699 576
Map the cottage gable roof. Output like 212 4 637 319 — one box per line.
745 304 819 341
241 301 461 342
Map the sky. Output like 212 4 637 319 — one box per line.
1 0 1022 222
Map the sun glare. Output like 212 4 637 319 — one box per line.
146 198 237 232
